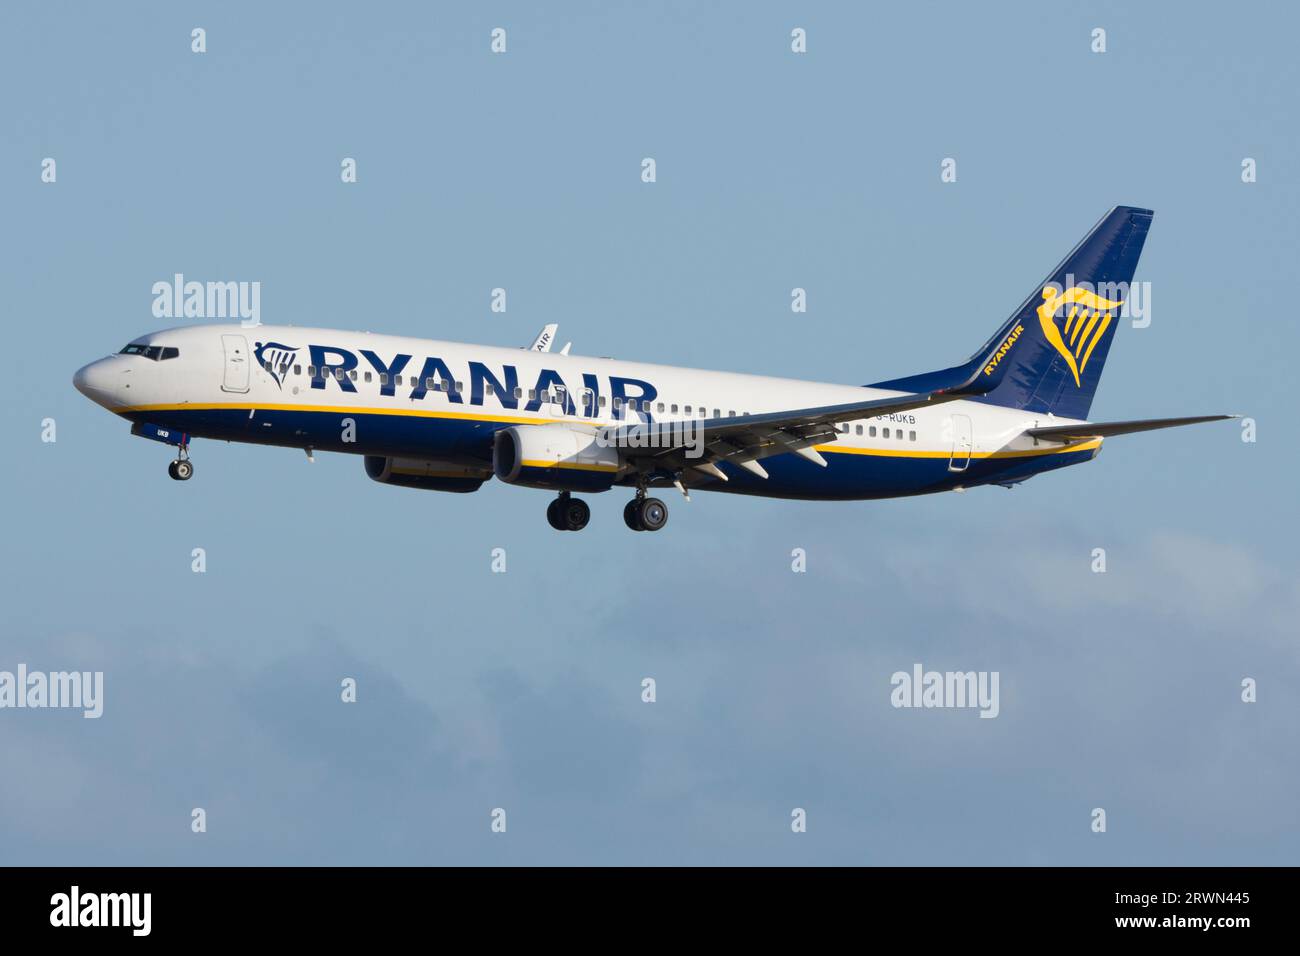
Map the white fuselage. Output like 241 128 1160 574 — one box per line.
74 323 1100 500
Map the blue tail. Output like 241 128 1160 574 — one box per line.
872 206 1153 420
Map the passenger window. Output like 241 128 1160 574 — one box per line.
714 409 720 418
729 410 736 417
363 370 370 382
294 365 302 375
599 395 607 407
379 373 388 385
671 404 678 413
514 387 524 399
869 426 876 437
685 405 692 414
485 383 494 396
396 375 404 386
657 402 665 413
883 428 891 438
349 370 357 381
455 382 463 391
855 425 863 435
909 430 916 441
528 389 537 401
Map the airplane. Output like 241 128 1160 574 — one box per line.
73 206 1232 532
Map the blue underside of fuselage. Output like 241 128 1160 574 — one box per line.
120 407 1097 500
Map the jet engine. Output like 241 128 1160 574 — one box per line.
493 423 621 492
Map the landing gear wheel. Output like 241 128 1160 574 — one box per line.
169 459 193 481
636 497 668 532
623 499 643 531
548 494 590 531
562 497 590 531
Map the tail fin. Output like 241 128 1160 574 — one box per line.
872 206 1153 420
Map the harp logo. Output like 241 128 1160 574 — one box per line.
253 341 298 390
1036 286 1124 387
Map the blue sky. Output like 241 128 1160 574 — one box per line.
1 1 1296 864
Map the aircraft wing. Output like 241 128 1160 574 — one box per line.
601 388 975 481
597 325 1020 480
1025 415 1236 442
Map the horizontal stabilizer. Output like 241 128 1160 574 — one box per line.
1026 415 1236 442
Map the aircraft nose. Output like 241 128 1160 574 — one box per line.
73 359 121 408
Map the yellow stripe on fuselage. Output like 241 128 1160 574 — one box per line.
812 439 1101 460
120 401 554 427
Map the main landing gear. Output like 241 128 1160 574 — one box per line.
543 488 669 533
167 445 194 481
623 489 668 532
547 491 590 532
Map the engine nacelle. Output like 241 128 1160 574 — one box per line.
364 456 490 493
493 423 620 492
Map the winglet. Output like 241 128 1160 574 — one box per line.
528 324 559 352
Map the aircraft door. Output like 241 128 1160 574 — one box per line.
221 334 250 393
947 414 973 472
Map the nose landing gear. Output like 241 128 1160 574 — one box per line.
546 491 590 531
167 445 194 481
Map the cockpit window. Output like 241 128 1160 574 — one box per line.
120 344 179 360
